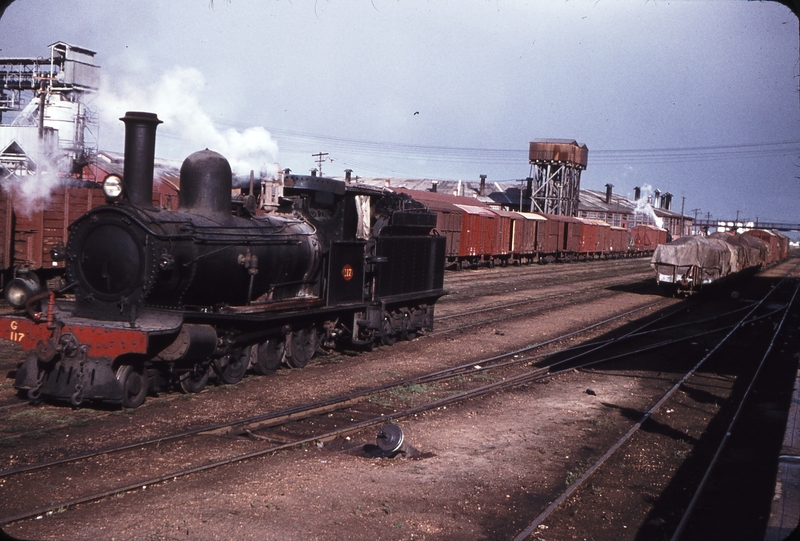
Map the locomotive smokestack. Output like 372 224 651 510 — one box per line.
121 112 162 208
179 149 233 222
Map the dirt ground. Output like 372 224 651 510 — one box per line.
2 261 794 540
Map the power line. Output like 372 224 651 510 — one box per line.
208 118 800 166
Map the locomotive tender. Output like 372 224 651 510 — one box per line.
5 112 446 407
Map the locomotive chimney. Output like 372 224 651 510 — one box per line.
479 174 487 197
179 149 233 222
121 111 162 208
605 183 613 204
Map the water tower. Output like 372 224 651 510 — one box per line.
527 139 588 216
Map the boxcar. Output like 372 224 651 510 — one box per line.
631 224 668 254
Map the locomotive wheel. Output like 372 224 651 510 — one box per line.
285 328 318 369
380 318 397 346
401 329 418 341
179 365 210 394
251 339 285 376
376 423 405 454
116 364 148 408
217 353 248 384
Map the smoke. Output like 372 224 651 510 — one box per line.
94 67 279 178
633 183 664 228
0 136 63 217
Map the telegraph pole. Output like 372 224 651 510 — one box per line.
312 152 329 176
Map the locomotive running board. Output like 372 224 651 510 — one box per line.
217 297 325 314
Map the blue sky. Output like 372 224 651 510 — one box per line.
1 0 798 223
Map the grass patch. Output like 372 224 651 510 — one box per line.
21 428 56 440
8 409 70 423
564 459 593 487
368 383 432 408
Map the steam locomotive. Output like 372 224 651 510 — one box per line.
4 112 446 407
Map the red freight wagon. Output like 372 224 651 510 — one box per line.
516 212 546 261
744 229 780 265
538 213 562 258
575 217 598 257
560 215 583 256
609 226 630 257
585 218 612 256
489 209 516 264
0 183 106 284
631 224 667 254
539 214 582 260
454 203 496 264
776 232 790 261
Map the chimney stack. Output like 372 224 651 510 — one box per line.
634 186 641 200
654 189 661 208
431 180 438 193
121 111 162 208
604 183 613 205
479 174 487 197
525 177 533 212
344 169 352 183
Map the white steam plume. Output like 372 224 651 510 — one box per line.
633 183 664 228
0 138 63 217
94 67 279 178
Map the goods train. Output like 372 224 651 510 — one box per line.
3 112 446 407
651 229 789 294
392 189 667 269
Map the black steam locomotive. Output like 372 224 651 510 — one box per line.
5 112 446 407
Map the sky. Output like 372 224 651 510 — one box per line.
1 0 798 225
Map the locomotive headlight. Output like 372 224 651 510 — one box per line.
4 273 41 309
103 174 123 200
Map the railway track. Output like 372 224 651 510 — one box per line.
3 272 771 527
512 263 800 540
0 259 653 414
0 291 687 525
434 270 654 334
3 259 796 540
